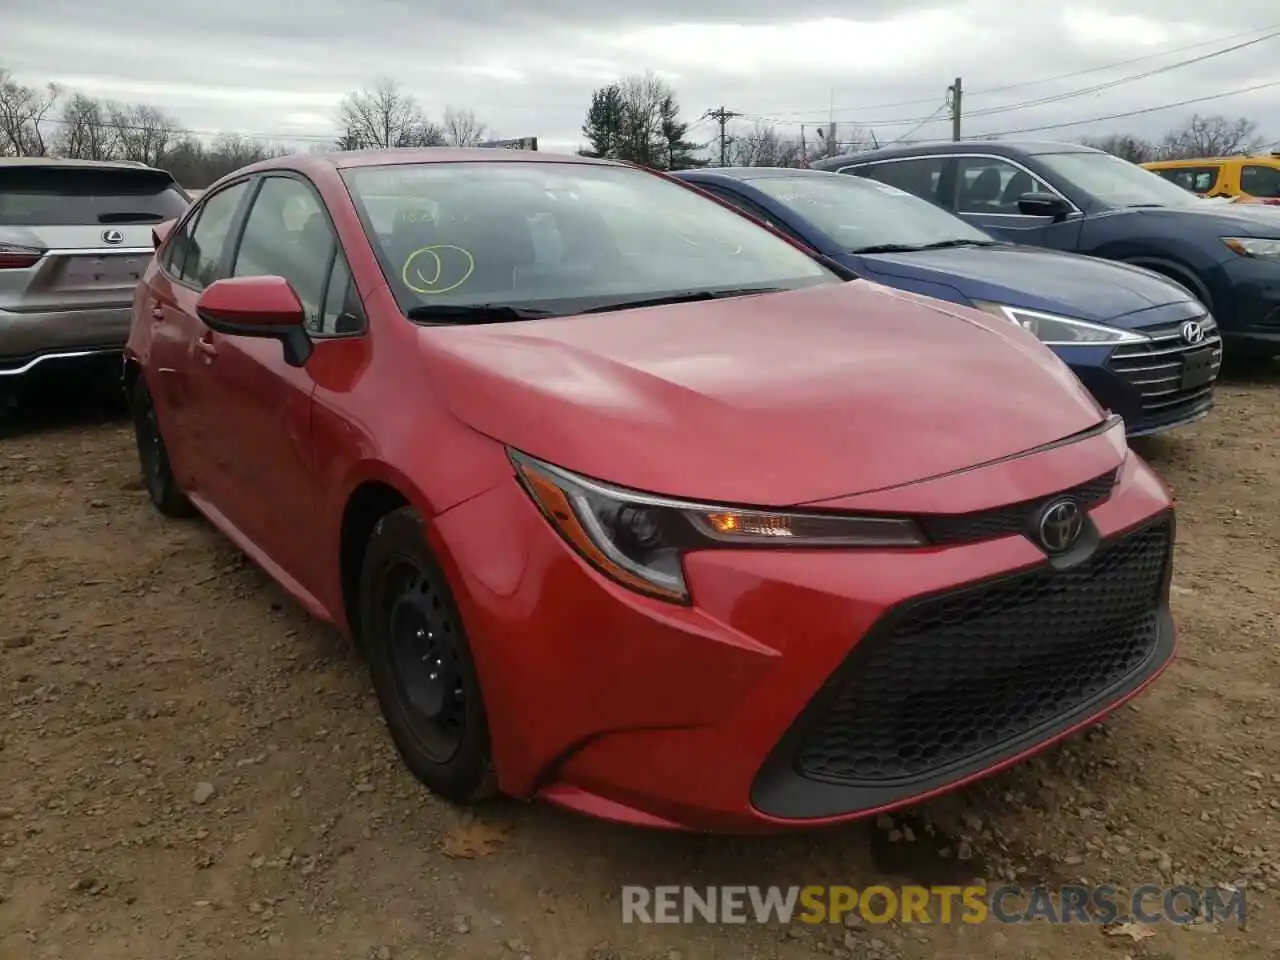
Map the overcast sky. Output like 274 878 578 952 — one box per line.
4 0 1279 155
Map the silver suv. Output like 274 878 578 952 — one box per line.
1 157 190 401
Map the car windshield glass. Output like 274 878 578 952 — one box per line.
749 174 995 251
1034 151 1201 209
343 161 839 320
0 167 189 225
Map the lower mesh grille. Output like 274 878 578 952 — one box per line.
794 517 1171 786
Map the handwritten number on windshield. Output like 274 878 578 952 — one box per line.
402 244 475 295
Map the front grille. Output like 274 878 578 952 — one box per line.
794 518 1171 786
918 470 1115 545
1107 317 1221 418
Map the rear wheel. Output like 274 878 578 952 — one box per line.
131 376 194 518
359 507 498 803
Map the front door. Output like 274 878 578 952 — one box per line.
194 173 363 596
951 156 1083 251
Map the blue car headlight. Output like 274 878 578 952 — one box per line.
973 303 1150 347
1222 237 1280 262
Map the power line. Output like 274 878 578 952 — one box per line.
749 26 1280 131
759 20 1280 119
970 79 1280 139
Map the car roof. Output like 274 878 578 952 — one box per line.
231 147 623 180
678 167 849 182
0 156 170 173
814 139 1102 167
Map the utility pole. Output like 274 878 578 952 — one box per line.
947 77 963 142
703 106 742 166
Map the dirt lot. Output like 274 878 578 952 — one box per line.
2 367 1279 960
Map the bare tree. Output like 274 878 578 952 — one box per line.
0 68 61 156
727 122 806 168
337 78 444 149
442 106 488 146
55 93 119 160
109 103 179 165
1159 114 1265 159
1078 133 1158 164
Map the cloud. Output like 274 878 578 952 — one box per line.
3 0 1278 153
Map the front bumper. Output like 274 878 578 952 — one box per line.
0 304 132 379
1062 302 1220 437
428 421 1175 833
1215 256 1280 357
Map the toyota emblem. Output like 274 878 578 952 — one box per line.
101 229 124 245
1037 498 1084 554
1181 320 1205 345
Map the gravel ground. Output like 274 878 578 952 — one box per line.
1 365 1278 960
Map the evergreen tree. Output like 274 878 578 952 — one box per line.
579 84 625 160
658 94 706 170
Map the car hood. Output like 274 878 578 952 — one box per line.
1109 203 1280 236
856 244 1191 323
417 281 1107 506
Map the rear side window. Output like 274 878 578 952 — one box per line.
860 158 948 206
1241 164 1280 199
183 181 251 289
0 166 189 226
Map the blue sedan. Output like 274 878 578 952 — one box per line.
673 166 1221 438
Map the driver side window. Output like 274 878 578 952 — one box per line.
956 158 1053 215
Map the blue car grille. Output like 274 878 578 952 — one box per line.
1107 315 1220 419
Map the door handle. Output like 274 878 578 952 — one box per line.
150 302 165 321
194 333 217 360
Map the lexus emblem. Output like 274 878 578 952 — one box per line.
1037 498 1084 554
1181 320 1205 345
101 229 124 245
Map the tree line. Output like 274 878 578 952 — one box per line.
0 67 495 186
3 60 1272 186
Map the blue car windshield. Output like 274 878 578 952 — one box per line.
749 174 996 252
1034 151 1202 209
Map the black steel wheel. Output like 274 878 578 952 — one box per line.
360 507 497 802
130 377 193 518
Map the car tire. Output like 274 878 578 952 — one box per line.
131 377 194 518
359 507 499 804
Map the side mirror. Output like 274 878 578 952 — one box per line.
152 218 176 249
1017 192 1070 221
195 276 312 368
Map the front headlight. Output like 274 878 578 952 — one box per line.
1222 237 1280 261
510 450 926 603
973 302 1150 346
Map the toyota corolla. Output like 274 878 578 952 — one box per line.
124 149 1177 832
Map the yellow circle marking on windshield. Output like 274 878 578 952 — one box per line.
403 244 475 295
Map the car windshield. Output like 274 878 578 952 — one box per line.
342 161 839 320
1034 151 1202 209
748 174 996 252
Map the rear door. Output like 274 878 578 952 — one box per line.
0 164 189 363
147 179 254 489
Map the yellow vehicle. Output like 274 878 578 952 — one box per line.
1141 152 1280 205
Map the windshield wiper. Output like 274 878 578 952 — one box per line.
916 239 998 249
406 304 555 325
575 287 786 315
853 240 995 254
1125 203 1166 209
97 212 165 223
850 243 925 254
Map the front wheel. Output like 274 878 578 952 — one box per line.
359 507 498 803
131 377 194 518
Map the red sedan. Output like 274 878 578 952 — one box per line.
125 149 1176 832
